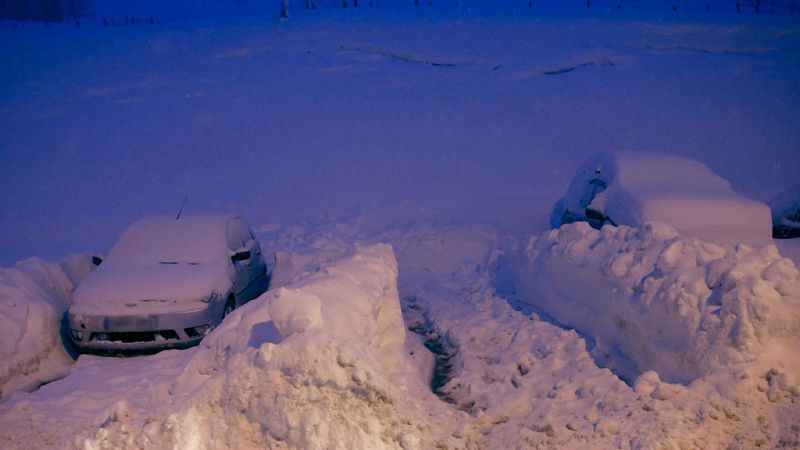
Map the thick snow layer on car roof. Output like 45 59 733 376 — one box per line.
554 152 773 246
107 215 234 264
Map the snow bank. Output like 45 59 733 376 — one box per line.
256 218 366 290
78 244 449 450
387 224 785 449
510 222 800 384
0 255 94 399
3 220 799 449
551 152 773 247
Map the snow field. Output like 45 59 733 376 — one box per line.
2 3 800 448
0 254 94 399
4 9 799 265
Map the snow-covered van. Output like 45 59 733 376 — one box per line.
550 152 773 247
68 215 269 351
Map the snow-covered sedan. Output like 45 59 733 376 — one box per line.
68 215 269 351
550 152 773 247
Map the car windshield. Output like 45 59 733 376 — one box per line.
106 217 229 265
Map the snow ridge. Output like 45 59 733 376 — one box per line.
512 222 800 384
0 255 93 399
78 243 451 450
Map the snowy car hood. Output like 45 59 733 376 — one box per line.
71 261 233 314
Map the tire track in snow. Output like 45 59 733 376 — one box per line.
338 44 500 69
509 52 621 80
628 44 777 55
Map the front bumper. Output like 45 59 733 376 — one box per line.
68 303 220 351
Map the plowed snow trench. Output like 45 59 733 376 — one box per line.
503 295 638 386
492 270 638 385
402 295 459 402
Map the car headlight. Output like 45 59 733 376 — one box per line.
184 324 212 338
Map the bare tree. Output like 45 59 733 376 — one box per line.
281 0 289 18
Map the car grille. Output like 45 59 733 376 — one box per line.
90 330 179 343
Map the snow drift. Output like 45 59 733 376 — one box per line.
2 220 799 449
509 221 800 384
78 243 447 450
0 255 94 399
551 152 773 247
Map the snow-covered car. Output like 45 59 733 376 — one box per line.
550 152 773 247
68 215 269 351
769 183 800 239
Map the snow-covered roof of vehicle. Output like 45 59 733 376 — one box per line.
106 214 239 264
552 152 773 246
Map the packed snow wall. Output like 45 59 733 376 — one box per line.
80 243 444 450
0 255 94 399
507 222 800 384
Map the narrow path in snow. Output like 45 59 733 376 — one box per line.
502 295 640 385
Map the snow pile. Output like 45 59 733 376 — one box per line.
551 152 773 247
510 221 800 384
78 243 452 450
2 221 799 448
388 226 647 447
393 224 800 448
0 255 94 399
255 217 369 290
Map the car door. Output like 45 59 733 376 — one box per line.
234 219 267 300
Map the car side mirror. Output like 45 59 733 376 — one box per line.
92 256 103 266
231 250 251 262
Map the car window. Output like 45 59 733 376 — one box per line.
227 220 245 251
235 219 253 246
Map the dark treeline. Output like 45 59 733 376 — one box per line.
0 0 63 21
1 0 90 21
2 0 798 23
